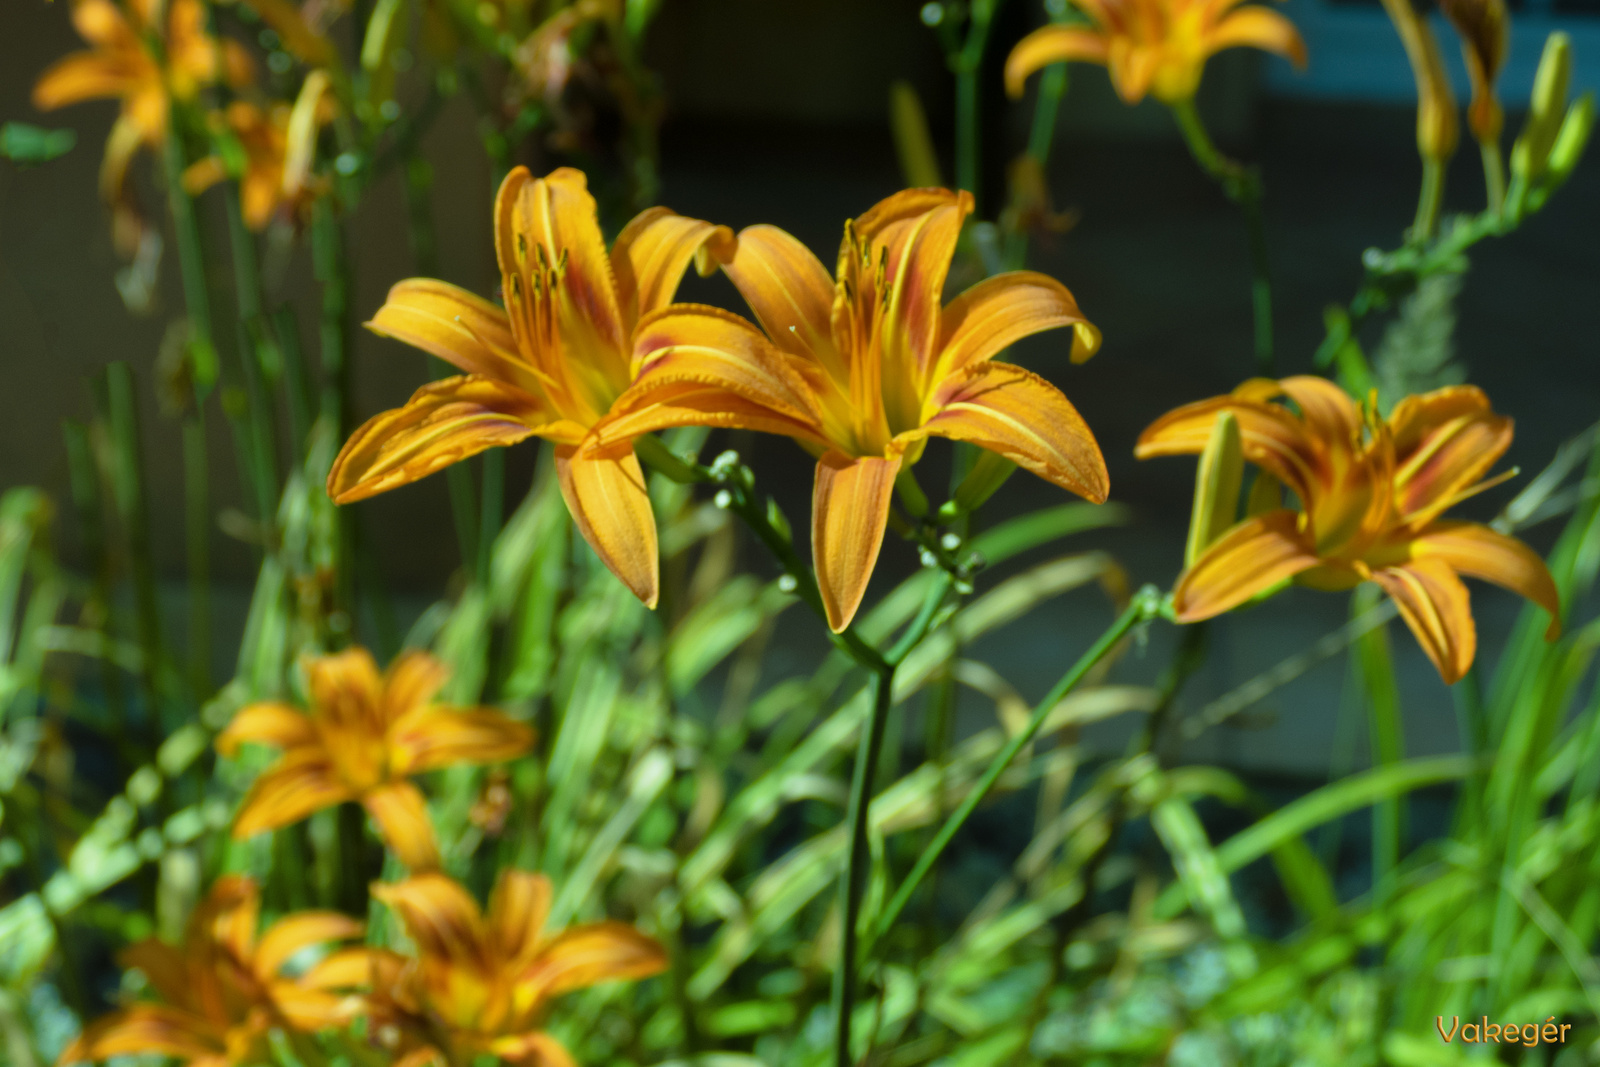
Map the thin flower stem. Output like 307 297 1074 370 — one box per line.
222 183 282 523
313 200 358 628
871 585 1164 946
952 0 1005 204
183 412 211 699
478 449 505 588
1170 98 1275 374
1481 142 1506 218
832 665 894 1067
1413 158 1445 242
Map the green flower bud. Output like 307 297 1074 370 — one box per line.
1512 32 1572 183
1185 411 1243 567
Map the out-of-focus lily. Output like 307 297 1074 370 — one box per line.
217 648 533 870
59 876 364 1067
182 73 334 230
1137 377 1561 684
1381 0 1460 165
33 0 253 253
366 868 666 1067
329 167 812 609
622 188 1107 631
1004 0 1307 105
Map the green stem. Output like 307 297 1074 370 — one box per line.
160 112 214 352
1481 141 1506 218
1413 158 1445 242
62 421 129 759
183 413 211 700
272 306 316 465
1171 98 1274 374
1027 63 1069 165
1352 584 1404 900
832 665 895 1067
313 200 358 626
872 586 1163 944
951 0 1002 204
222 183 281 526
478 449 504 589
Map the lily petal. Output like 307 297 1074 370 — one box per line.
367 279 539 395
721 224 839 365
937 271 1101 378
306 648 383 733
611 207 736 322
233 751 356 838
390 707 535 776
921 360 1109 503
554 442 660 608
269 982 359 1032
1409 520 1561 638
487 870 553 973
216 702 316 757
254 913 364 979
1371 557 1476 684
1387 385 1494 454
1205 7 1309 67
601 304 826 446
522 921 668 999
299 947 378 990
812 452 902 633
373 873 485 967
380 650 452 725
1172 510 1322 621
32 53 140 110
363 781 442 871
327 376 549 505
487 1033 579 1067
60 1006 228 1064
1136 394 1318 501
1392 408 1512 523
1278 376 1363 455
1005 25 1111 98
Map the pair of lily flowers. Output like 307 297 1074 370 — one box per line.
332 168 1559 682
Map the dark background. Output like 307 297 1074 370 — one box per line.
3 0 1597 775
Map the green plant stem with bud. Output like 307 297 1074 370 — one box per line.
1171 98 1275 375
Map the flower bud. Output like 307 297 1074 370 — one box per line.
1544 91 1595 189
1440 0 1509 144
1512 32 1572 183
1381 0 1460 163
1185 411 1243 567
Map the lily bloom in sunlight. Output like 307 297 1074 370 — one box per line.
329 166 811 609
33 0 253 252
614 187 1108 632
366 869 667 1067
59 876 364 1067
1137 377 1561 683
1004 0 1307 105
217 648 533 870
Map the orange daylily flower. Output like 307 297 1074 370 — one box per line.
1004 0 1307 105
617 188 1107 631
365 868 667 1067
33 0 253 251
329 167 815 609
217 647 533 870
59 875 365 1067
1136 377 1561 683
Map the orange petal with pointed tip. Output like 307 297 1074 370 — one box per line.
254 913 364 978
32 53 138 110
1005 26 1111 98
937 271 1101 378
60 1006 228 1065
327 376 549 504
1409 520 1560 638
1371 557 1476 684
390 707 534 776
72 0 134 45
1136 394 1318 501
496 167 626 359
367 280 538 394
379 650 451 725
812 451 901 633
373 872 485 965
600 303 826 446
1206 7 1309 67
721 224 839 363
306 648 383 725
921 360 1108 503
233 751 355 838
236 0 336 65
855 188 971 389
487 1032 580 1067
523 921 668 999
1387 385 1491 452
268 982 360 1032
364 781 442 871
216 701 316 757
299 947 378 990
554 442 660 608
1392 409 1512 523
487 870 554 973
611 207 736 322
1278 376 1363 452
1172 509 1322 621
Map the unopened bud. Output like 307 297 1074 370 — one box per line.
1440 0 1509 143
1545 91 1596 189
713 489 732 509
1381 0 1459 163
1244 468 1283 518
777 574 798 593
1513 32 1572 182
1185 411 1244 567
765 498 791 541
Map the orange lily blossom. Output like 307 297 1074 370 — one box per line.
217 647 533 870
1004 0 1307 105
608 187 1108 632
1136 376 1561 683
59 875 366 1067
33 0 253 249
364 868 667 1067
327 167 824 608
